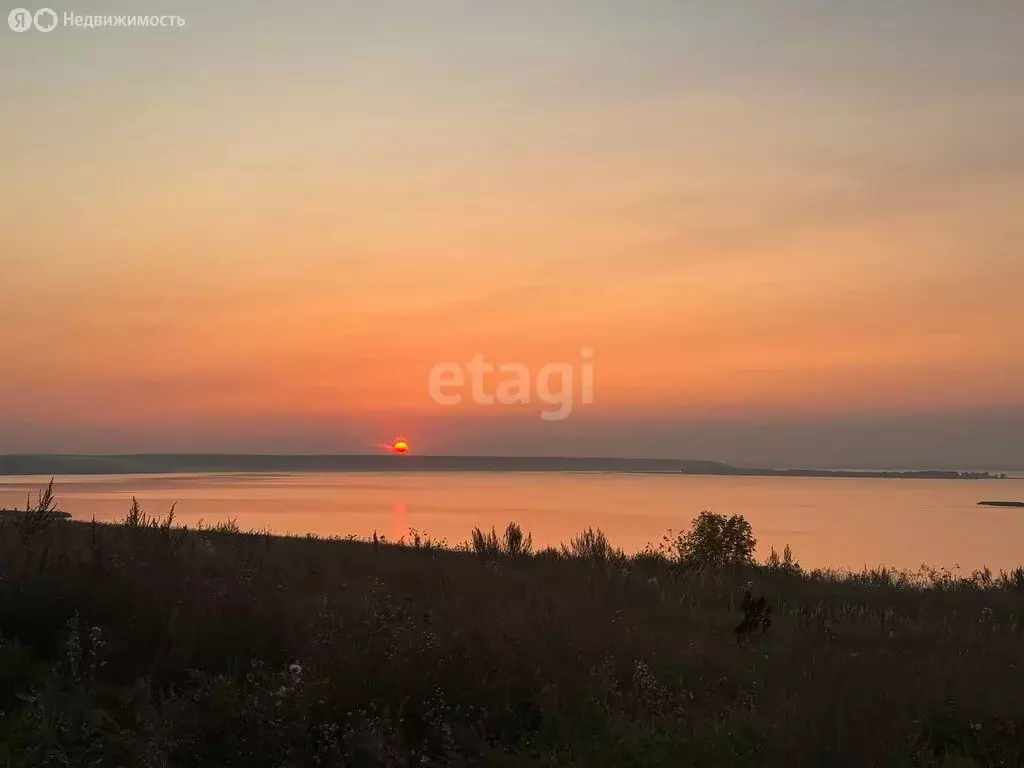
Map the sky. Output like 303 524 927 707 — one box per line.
2 0 1023 467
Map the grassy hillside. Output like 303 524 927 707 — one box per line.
1 488 1023 766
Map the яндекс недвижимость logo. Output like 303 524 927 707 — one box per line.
8 7 57 31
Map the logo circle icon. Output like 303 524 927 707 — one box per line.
8 8 33 31
33 7 57 32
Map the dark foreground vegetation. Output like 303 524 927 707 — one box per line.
2 484 1024 766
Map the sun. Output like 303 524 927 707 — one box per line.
392 438 409 455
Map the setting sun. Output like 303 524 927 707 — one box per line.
393 438 409 455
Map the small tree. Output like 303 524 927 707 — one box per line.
670 511 756 569
765 543 801 573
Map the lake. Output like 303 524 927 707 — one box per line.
2 472 1023 572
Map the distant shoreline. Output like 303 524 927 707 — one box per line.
0 454 1009 480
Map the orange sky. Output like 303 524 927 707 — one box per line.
2 1 1023 465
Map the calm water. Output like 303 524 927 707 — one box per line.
2 472 1023 571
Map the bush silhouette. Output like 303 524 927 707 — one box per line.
502 522 532 558
669 511 756 569
561 527 623 563
470 526 501 559
470 523 533 559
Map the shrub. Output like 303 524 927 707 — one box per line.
561 527 623 563
668 511 755 570
999 567 1024 591
470 523 534 559
502 522 532 559
470 527 501 560
122 496 176 531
